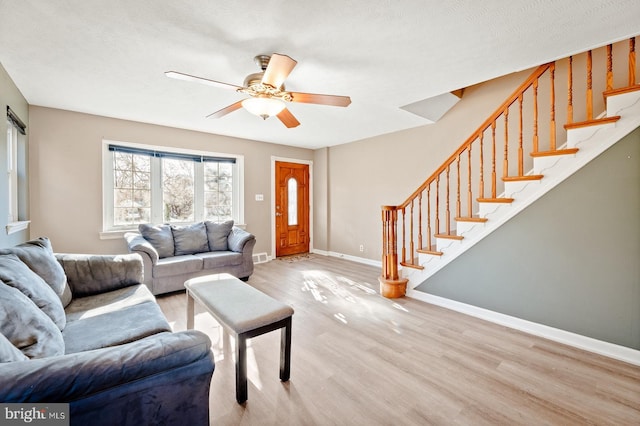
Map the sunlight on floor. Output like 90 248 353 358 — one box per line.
334 313 348 324
392 302 409 312
301 278 327 303
300 269 378 304
246 344 263 391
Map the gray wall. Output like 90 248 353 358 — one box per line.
416 128 640 350
0 63 30 248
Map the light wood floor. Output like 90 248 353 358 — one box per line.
156 254 640 425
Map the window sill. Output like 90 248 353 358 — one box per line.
6 220 30 235
100 230 132 240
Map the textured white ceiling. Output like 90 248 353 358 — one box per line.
1 0 640 149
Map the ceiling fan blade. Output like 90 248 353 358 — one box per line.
165 71 243 91
261 54 297 89
206 100 244 119
289 91 352 107
276 108 301 128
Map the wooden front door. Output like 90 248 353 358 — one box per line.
275 161 310 257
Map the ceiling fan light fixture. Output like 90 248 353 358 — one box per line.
241 96 285 120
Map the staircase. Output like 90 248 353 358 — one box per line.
379 37 640 298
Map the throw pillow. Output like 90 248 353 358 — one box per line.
0 237 72 307
0 282 65 359
0 331 28 363
205 220 234 251
171 222 209 255
0 254 66 331
139 224 174 258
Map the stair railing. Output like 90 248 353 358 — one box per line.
380 36 639 297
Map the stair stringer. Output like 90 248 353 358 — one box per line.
402 89 640 288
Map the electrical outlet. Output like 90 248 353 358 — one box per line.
359 244 364 252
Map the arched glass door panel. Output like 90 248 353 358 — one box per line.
288 177 298 226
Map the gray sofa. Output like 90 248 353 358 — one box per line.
125 220 256 295
0 237 215 426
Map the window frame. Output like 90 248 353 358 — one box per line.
5 109 29 235
101 140 244 238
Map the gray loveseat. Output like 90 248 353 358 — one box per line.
125 220 256 295
0 237 215 426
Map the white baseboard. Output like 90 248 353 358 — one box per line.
311 249 382 268
407 289 640 367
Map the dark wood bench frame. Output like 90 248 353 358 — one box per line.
185 276 293 404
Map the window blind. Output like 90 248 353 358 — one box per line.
108 144 236 163
7 106 26 135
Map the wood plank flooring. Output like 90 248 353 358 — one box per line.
156 254 640 425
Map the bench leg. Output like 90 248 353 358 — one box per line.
236 333 248 404
280 316 292 382
186 291 195 330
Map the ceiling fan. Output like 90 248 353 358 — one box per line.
165 53 352 128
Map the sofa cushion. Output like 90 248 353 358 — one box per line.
0 237 72 307
65 284 156 322
0 254 66 330
205 220 234 251
172 222 209 255
0 282 65 359
63 301 171 354
195 251 243 269
0 331 28 362
153 255 203 279
139 224 174 258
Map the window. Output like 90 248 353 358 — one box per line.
103 142 243 233
6 107 29 235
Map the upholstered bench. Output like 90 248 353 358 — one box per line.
184 273 294 403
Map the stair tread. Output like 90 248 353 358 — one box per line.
400 261 424 270
477 197 514 203
455 216 488 223
417 245 444 256
434 233 464 240
530 148 579 157
603 84 640 98
563 115 620 130
503 174 543 182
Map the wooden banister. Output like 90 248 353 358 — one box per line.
379 37 639 298
397 64 552 210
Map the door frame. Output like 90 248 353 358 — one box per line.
271 156 313 259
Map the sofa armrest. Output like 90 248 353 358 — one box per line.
0 330 214 403
228 227 256 253
55 253 143 297
124 232 159 264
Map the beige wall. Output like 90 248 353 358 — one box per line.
324 68 533 261
0 63 30 248
312 147 329 251
28 107 313 254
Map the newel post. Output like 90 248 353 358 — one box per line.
379 206 408 298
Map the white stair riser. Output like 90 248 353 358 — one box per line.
567 122 617 148
607 90 640 118
503 180 541 198
533 154 575 174
435 237 462 252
